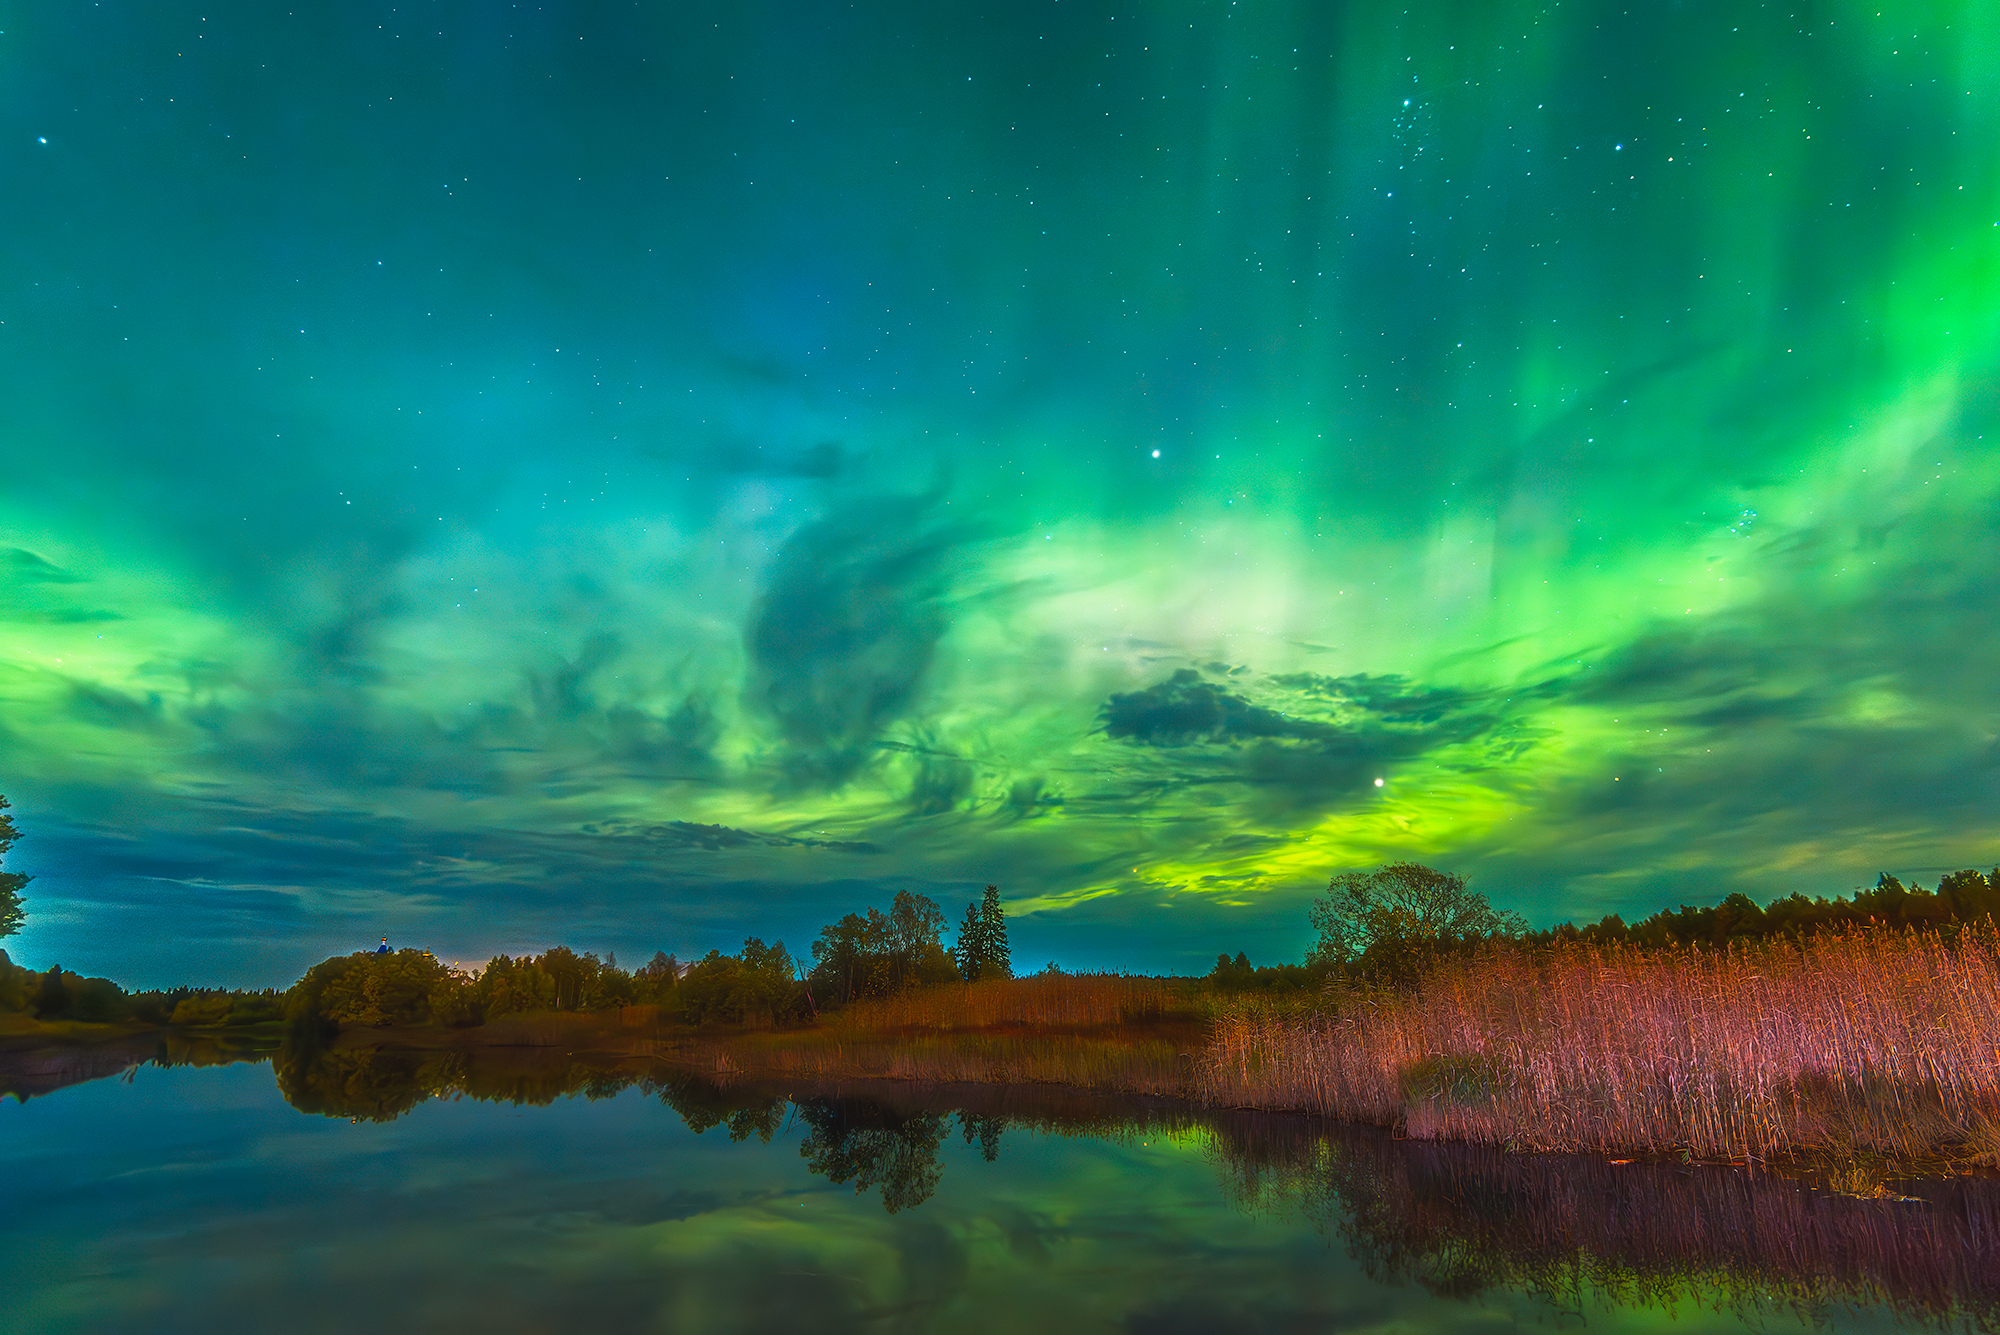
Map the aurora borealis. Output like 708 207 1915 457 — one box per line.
3 1 1997 986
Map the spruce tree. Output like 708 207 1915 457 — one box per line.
0 796 27 940
977 885 1011 980
953 898 985 981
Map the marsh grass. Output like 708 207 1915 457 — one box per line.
681 974 1203 1094
826 973 1188 1031
1201 926 2000 1161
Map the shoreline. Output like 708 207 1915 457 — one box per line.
12 925 2000 1179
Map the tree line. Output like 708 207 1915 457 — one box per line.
1529 869 2000 948
1208 861 2000 992
279 884 1014 1031
8 787 1997 1022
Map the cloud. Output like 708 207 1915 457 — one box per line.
1100 670 1328 746
745 497 959 787
1 548 84 584
1093 668 1517 818
586 819 883 855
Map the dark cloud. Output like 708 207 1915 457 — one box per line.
746 498 958 787
1271 672 1489 726
2 548 85 584
1096 669 1515 816
0 548 119 623
602 699 722 775
65 681 166 732
907 753 975 816
31 608 123 624
1101 670 1328 746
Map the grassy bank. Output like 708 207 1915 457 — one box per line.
678 974 1204 1094
18 927 1998 1167
277 935 2000 1165
300 975 1211 1099
1201 926 2000 1163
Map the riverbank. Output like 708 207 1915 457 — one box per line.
11 928 2000 1170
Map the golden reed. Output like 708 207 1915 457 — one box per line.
685 975 1196 1094
1200 926 2000 1161
827 973 1180 1032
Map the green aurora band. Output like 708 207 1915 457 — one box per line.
2 1 1997 984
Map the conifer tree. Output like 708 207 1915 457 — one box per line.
0 796 28 940
954 885 1011 981
978 884 1010 980
953 899 984 980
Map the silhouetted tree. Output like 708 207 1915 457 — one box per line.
1310 863 1526 985
0 796 29 939
636 950 681 1003
1537 868 2000 948
953 885 1012 981
809 890 957 1005
35 966 68 1019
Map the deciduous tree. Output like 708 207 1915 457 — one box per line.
1309 863 1525 984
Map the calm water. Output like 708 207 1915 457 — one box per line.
3 1040 1994 1334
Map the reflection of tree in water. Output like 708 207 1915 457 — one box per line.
1209 1116 2000 1330
645 1067 786 1143
267 1041 1013 1213
247 1040 2000 1324
959 1110 1004 1162
795 1099 955 1213
274 1036 646 1123
0 1029 281 1102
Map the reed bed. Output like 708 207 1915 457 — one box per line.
826 973 1189 1032
682 975 1201 1095
1201 926 2000 1161
688 1028 1193 1095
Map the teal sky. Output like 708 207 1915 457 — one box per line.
3 1 1998 987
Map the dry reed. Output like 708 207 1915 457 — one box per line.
827 973 1186 1032
1201 926 2000 1161
678 975 1200 1095
692 1028 1194 1095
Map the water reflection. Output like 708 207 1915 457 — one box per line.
0 1028 277 1101
1218 1115 2000 1330
7 1036 1999 1330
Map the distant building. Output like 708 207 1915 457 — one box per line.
376 937 390 954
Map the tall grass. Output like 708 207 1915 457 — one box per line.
690 1028 1195 1095
827 973 1187 1032
1201 926 2000 1161
674 975 1201 1095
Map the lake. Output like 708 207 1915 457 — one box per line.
3 1038 1995 1334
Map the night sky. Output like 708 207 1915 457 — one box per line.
4 2 1998 987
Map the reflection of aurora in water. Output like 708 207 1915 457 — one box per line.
269 1045 2000 1328
12 1038 1996 1330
